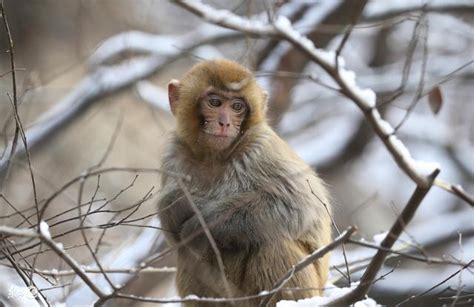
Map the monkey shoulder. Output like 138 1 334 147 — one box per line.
238 125 311 178
235 125 330 206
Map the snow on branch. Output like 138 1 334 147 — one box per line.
172 2 473 304
89 25 236 67
0 27 236 174
173 0 438 187
364 0 474 22
0 224 107 299
174 1 276 36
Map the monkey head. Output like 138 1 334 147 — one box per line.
168 59 268 156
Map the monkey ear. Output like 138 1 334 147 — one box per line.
168 79 180 116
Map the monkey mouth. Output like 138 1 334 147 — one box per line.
201 132 236 150
204 131 233 138
210 134 230 138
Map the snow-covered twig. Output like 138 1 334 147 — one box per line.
5 265 176 277
88 26 236 67
175 0 474 207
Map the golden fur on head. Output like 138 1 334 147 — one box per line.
173 59 267 151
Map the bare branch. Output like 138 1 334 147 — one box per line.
327 171 439 305
434 179 474 207
0 225 106 299
396 260 474 306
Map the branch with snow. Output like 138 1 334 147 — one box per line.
0 26 237 174
172 1 472 305
1 223 107 299
173 0 440 188
1 1 472 306
363 0 474 22
173 0 474 205
88 25 237 68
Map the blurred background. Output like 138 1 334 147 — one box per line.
0 0 472 306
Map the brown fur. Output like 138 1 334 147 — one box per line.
158 59 332 306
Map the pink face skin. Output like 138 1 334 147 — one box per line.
200 89 248 150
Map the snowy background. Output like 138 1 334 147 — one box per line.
0 0 472 306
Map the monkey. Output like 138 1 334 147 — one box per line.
157 59 332 307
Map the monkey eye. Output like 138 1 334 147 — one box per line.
208 96 222 107
231 100 245 112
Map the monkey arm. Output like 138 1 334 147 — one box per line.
157 188 194 244
180 191 311 251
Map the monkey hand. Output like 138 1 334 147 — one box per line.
180 215 213 254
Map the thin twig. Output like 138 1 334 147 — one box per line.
0 225 107 299
259 226 357 306
327 170 439 305
0 0 20 190
396 260 474 306
307 180 351 286
176 178 235 304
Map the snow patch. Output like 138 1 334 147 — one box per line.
338 66 377 108
372 109 394 135
373 231 388 244
388 135 439 177
277 282 379 306
39 221 51 239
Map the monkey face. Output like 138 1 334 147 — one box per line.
198 88 248 150
167 59 268 156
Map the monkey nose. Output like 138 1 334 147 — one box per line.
218 121 231 128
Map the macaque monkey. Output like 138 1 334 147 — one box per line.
158 59 332 306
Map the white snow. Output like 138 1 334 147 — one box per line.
274 19 379 112
257 0 341 89
88 31 177 66
373 231 388 245
365 0 474 20
371 109 394 135
339 68 377 108
277 282 379 306
412 160 441 178
339 69 356 86
135 81 169 112
184 294 199 300
388 135 439 178
275 16 292 32
39 221 51 239
388 135 411 162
